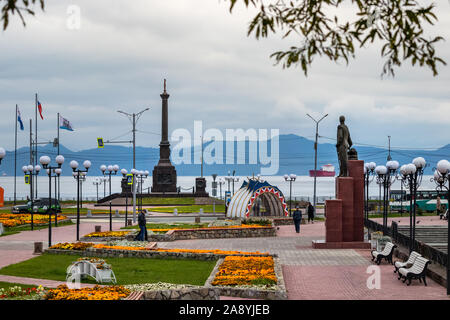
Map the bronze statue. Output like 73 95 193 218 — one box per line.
336 115 353 177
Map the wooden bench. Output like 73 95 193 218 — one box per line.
394 251 421 273
397 256 431 286
124 291 144 300
371 242 397 265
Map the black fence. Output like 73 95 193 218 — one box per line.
365 219 448 268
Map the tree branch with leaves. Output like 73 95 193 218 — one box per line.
228 0 446 77
1 0 44 30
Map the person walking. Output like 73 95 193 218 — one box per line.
307 202 315 224
134 210 148 241
293 206 302 234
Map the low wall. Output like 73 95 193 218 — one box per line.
125 226 276 242
204 257 287 300
141 288 220 300
272 218 306 226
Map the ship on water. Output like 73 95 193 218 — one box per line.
309 164 335 177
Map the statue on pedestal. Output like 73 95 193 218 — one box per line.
336 115 353 177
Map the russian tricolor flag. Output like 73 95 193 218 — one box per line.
37 101 44 120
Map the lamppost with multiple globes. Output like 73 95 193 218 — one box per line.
217 178 225 200
100 164 119 197
70 160 91 241
22 164 41 230
47 167 62 227
135 170 149 213
73 171 86 208
364 162 376 221
39 155 65 247
433 159 450 295
93 177 102 202
284 174 297 217
375 160 399 233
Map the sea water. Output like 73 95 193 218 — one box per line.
0 175 437 202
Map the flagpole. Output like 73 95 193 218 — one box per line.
57 112 60 202
35 93 38 199
14 104 17 205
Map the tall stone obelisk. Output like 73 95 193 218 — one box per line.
151 79 177 193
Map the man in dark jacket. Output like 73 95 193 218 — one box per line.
307 202 315 224
293 206 302 233
134 211 148 241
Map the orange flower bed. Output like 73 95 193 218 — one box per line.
0 214 67 228
211 256 277 287
83 231 130 238
91 243 269 256
44 285 130 300
149 225 269 232
50 242 95 250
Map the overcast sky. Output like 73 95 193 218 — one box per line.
0 0 449 152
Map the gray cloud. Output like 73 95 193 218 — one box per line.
0 0 449 154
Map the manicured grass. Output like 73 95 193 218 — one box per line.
140 197 196 205
0 281 39 290
1 220 74 237
0 253 217 286
147 204 225 214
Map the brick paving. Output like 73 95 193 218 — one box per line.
0 220 449 300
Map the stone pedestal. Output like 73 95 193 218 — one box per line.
34 242 43 255
194 177 208 196
313 160 370 249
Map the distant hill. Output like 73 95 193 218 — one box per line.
0 134 448 176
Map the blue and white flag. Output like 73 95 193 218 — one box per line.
17 108 24 131
59 115 74 131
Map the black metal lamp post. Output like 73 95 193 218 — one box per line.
364 162 376 221
23 164 41 230
120 169 129 227
93 178 102 202
434 159 450 295
375 165 388 232
218 178 225 200
135 170 149 213
100 164 119 197
70 160 91 241
411 157 427 249
49 168 62 227
284 174 297 217
39 155 64 247
385 160 400 225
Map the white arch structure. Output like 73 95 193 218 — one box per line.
227 178 289 218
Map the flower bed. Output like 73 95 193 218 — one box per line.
0 285 45 300
83 231 130 238
0 213 68 228
211 256 277 287
43 284 130 300
50 242 269 256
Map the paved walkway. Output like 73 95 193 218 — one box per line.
0 219 449 300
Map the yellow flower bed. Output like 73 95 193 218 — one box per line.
0 214 67 228
149 224 269 232
44 285 130 300
50 242 95 250
211 256 277 287
83 231 130 238
91 244 269 256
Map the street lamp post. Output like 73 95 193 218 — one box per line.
101 164 119 197
70 160 91 241
135 170 148 213
23 164 41 230
434 159 450 295
39 155 65 247
364 162 376 221
93 178 102 202
306 113 328 214
284 174 297 217
49 168 62 227
121 169 129 227
385 160 400 227
218 178 225 200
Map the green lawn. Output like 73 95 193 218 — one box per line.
1 220 74 237
0 253 217 286
147 204 225 214
0 281 39 290
140 197 196 205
